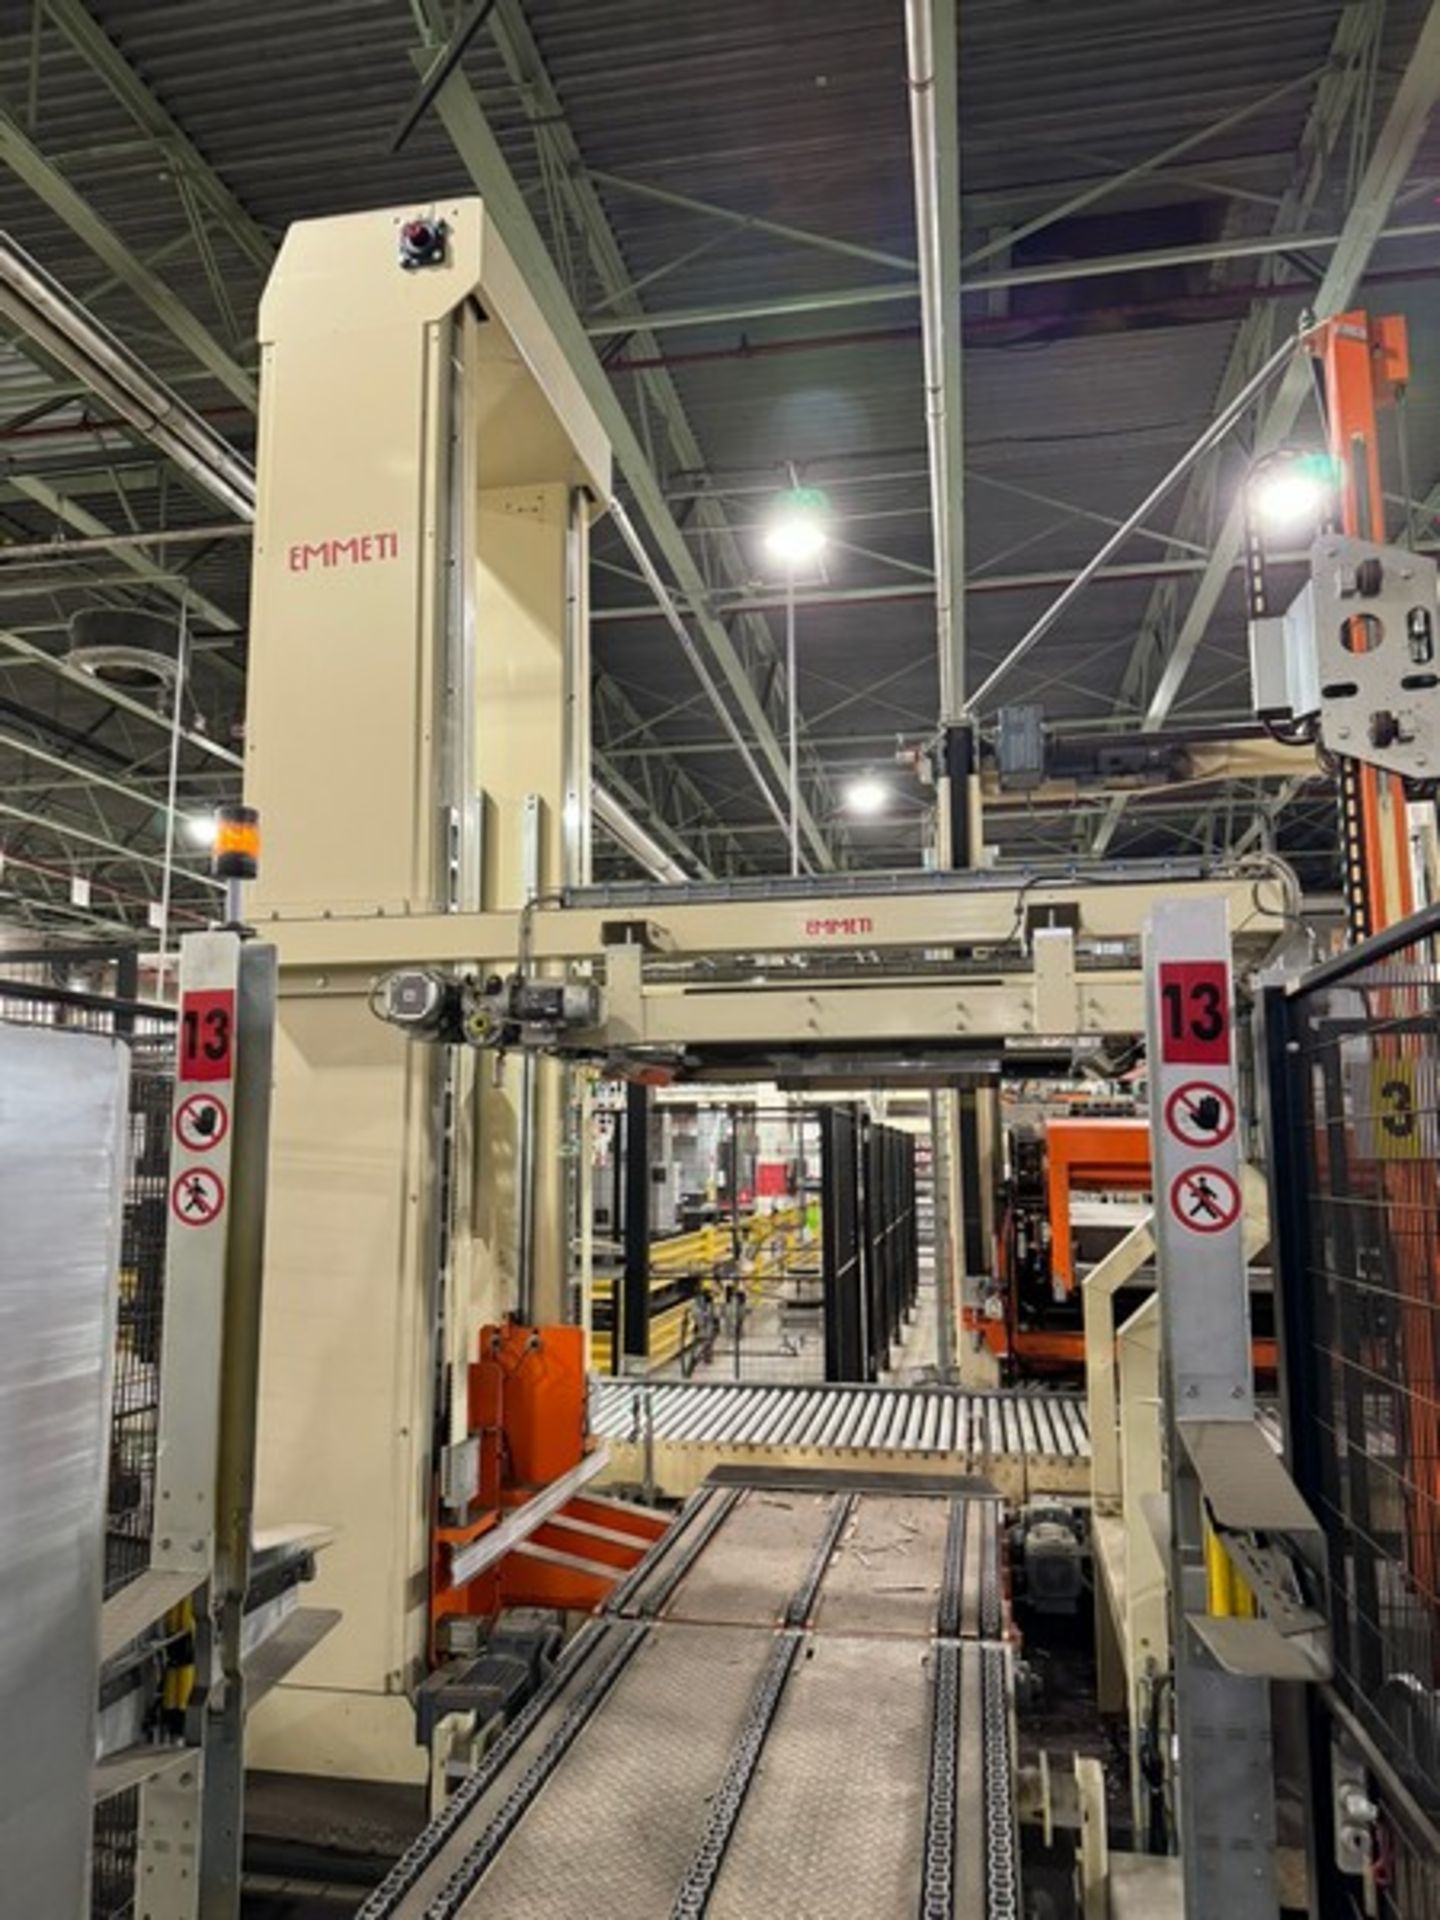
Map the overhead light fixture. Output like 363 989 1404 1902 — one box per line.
844 775 889 817
183 812 216 848
764 485 830 569
1247 451 1337 533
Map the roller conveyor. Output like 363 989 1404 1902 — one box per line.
589 1378 1091 1499
362 1472 1020 1920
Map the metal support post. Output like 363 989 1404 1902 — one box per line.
928 1091 957 1382
786 573 800 878
954 1082 997 1388
1144 898 1276 1918
622 1078 651 1367
199 937 277 1920
1255 984 1344 1912
141 927 270 1920
943 723 978 868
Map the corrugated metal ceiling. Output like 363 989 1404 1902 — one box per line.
0 0 1432 915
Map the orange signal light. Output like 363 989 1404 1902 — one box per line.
212 804 260 881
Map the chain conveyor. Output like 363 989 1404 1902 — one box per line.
589 1378 1090 1499
362 1471 1020 1920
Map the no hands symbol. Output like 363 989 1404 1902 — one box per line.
1164 1081 1236 1151
175 1091 229 1153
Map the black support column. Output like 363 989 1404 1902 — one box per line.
955 1088 985 1279
820 1105 866 1382
622 1078 651 1367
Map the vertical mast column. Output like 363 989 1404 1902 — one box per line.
244 203 608 1780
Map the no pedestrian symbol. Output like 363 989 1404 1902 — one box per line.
1169 1164 1241 1235
175 1091 229 1153
1164 1081 1236 1151
171 1165 225 1228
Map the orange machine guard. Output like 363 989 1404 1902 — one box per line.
1045 1116 1152 1296
430 1321 665 1653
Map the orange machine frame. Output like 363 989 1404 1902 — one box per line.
1310 312 1415 940
978 1116 1276 1377
1045 1116 1152 1297
430 1320 665 1653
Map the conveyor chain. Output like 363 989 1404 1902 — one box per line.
980 1500 1002 1642
937 1498 968 1641
420 1621 650 1920
782 1491 855 1627
601 1484 716 1616
938 1493 1004 1643
605 1484 744 1619
669 1629 804 1920
982 1644 1020 1920
919 1640 962 1920
371 1478 1020 1919
633 1486 743 1617
352 1618 616 1920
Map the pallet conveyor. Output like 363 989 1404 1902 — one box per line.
588 1379 1091 1500
359 1470 1020 1920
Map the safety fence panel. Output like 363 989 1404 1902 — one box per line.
0 959 175 1920
1271 911 1440 1909
822 1113 919 1383
819 1106 864 1381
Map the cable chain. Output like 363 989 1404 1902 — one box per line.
982 1644 1020 1920
353 1619 613 1919
782 1493 855 1627
1338 756 1370 943
918 1640 961 1920
669 1629 804 1920
423 1622 650 1920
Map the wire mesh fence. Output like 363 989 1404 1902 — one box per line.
1280 918 1440 1900
0 954 175 1920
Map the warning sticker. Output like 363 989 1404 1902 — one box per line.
174 1091 229 1154
1168 1164 1241 1236
170 1165 226 1228
1164 1081 1236 1151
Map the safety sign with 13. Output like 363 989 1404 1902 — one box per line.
1168 1164 1241 1235
174 1091 229 1153
171 1165 226 1227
